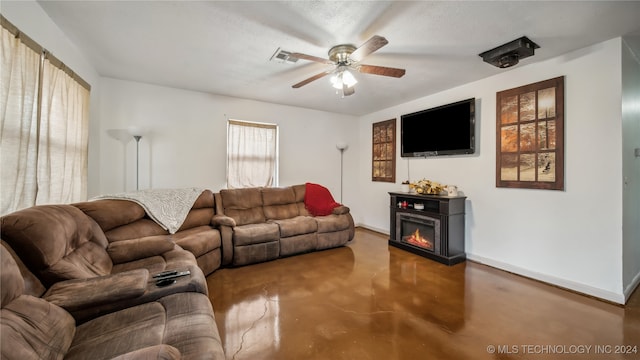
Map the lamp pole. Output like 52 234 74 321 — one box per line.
336 143 348 203
134 135 142 190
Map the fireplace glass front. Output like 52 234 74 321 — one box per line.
396 213 440 255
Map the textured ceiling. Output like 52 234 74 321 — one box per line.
36 1 640 116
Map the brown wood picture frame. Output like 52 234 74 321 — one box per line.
496 76 564 190
372 119 396 183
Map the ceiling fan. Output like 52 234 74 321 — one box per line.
290 35 406 97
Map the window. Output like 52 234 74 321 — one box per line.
1 16 90 215
227 119 278 188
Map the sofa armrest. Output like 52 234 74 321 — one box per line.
43 269 149 312
107 236 176 264
109 345 181 360
218 226 234 266
332 205 350 215
211 214 236 228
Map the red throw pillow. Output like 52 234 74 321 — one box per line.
304 182 341 216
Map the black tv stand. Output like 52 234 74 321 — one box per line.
389 192 466 265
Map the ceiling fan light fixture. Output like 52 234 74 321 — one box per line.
330 68 357 90
330 73 341 89
342 70 357 88
289 35 404 93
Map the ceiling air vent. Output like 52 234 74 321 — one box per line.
270 48 298 63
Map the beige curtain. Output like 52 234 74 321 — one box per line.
227 120 278 188
37 58 89 205
0 26 40 214
1 18 90 215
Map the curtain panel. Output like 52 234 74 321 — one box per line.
37 58 90 205
227 120 278 188
0 25 40 214
0 18 90 215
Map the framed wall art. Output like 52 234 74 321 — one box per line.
372 118 396 182
496 76 564 190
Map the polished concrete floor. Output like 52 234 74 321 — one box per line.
206 228 640 360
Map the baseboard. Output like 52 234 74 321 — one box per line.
353 224 630 304
467 254 627 305
624 270 640 302
355 223 389 236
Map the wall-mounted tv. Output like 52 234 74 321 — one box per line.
401 98 475 157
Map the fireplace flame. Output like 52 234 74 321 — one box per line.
405 228 433 250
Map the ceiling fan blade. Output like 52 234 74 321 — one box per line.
343 85 355 97
292 70 333 88
349 35 388 63
357 64 406 78
290 52 333 64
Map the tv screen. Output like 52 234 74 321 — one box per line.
401 98 475 157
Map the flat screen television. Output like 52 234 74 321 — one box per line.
401 98 475 157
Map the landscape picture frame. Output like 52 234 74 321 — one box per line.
496 76 565 190
372 118 396 183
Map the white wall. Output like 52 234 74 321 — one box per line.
5 0 633 304
621 36 640 299
98 78 358 198
1 0 102 197
353 39 626 303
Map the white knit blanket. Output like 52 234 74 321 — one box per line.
92 188 205 234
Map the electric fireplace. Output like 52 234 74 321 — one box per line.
389 192 466 265
397 213 440 253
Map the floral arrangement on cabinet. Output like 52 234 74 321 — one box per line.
409 179 445 195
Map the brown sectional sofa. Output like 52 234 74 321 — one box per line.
214 184 355 266
1 243 225 360
0 203 209 323
0 184 354 359
73 189 222 276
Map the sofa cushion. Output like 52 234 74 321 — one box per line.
219 188 265 226
103 218 166 242
106 236 176 264
178 207 214 231
315 214 351 233
1 244 76 360
192 189 215 209
65 292 224 360
232 241 280 266
46 242 114 284
1 244 24 307
2 295 76 360
262 187 300 220
43 269 149 313
74 199 146 232
1 205 113 286
171 226 221 257
176 190 215 232
110 246 197 276
1 240 46 298
233 223 280 246
279 233 317 257
270 216 318 238
292 184 311 216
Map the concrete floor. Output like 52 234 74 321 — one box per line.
207 228 640 360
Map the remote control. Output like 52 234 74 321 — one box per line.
153 270 178 278
153 270 191 281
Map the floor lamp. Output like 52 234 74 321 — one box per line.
129 127 144 191
336 142 348 203
133 135 142 190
